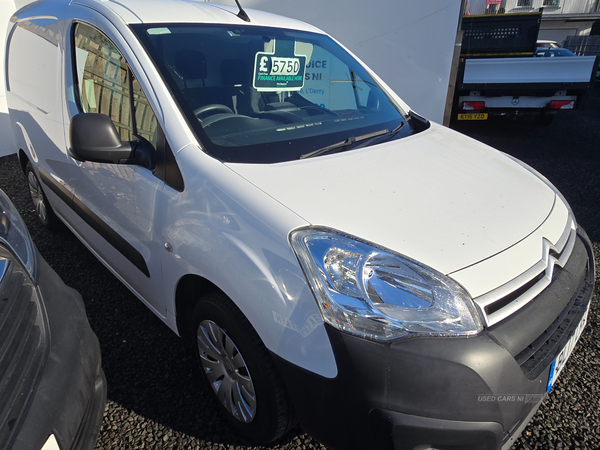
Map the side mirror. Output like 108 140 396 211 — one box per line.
69 113 154 170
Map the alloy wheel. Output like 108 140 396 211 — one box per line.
197 319 257 423
28 170 47 223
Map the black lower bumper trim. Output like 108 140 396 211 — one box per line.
272 228 594 450
370 409 504 450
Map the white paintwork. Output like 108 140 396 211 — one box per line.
74 0 323 31
451 196 569 298
52 203 180 330
56 4 336 377
8 21 59 113
463 56 597 85
0 1 36 157
58 6 169 316
0 1 20 157
40 434 60 450
161 143 336 376
536 40 561 47
229 123 556 276
241 0 463 124
6 7 68 201
7 0 339 377
5 0 580 380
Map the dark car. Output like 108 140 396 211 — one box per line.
0 188 106 450
535 48 577 57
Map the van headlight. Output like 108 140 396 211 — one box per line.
290 227 483 341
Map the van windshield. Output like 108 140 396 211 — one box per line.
132 24 415 163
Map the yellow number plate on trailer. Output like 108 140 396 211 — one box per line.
458 113 488 121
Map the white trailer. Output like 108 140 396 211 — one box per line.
456 55 597 124
455 13 598 124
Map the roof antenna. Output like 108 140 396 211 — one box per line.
234 0 251 22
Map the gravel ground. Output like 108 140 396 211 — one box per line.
1 86 599 449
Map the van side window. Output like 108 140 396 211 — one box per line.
73 23 158 149
74 23 133 141
132 74 158 149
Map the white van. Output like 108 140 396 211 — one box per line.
5 1 595 449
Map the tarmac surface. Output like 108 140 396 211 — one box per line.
1 86 599 450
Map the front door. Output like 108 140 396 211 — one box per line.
55 12 167 316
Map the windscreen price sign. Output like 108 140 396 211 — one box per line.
254 52 306 91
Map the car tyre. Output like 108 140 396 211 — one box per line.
26 162 58 229
192 291 295 443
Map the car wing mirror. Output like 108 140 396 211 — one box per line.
69 113 155 171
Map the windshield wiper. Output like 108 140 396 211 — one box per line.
300 128 390 159
378 120 407 144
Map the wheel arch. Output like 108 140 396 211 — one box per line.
18 149 29 174
174 273 222 338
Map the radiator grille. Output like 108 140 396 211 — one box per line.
515 256 593 380
473 218 576 327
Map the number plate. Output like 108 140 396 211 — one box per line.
458 113 488 121
546 304 590 392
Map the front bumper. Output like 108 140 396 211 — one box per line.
273 229 595 450
11 253 106 450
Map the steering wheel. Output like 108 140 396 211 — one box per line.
194 104 234 120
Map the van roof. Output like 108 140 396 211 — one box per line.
60 0 322 33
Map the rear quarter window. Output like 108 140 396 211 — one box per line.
7 19 60 114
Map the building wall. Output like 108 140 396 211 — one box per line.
539 21 594 44
464 0 599 46
466 0 598 15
